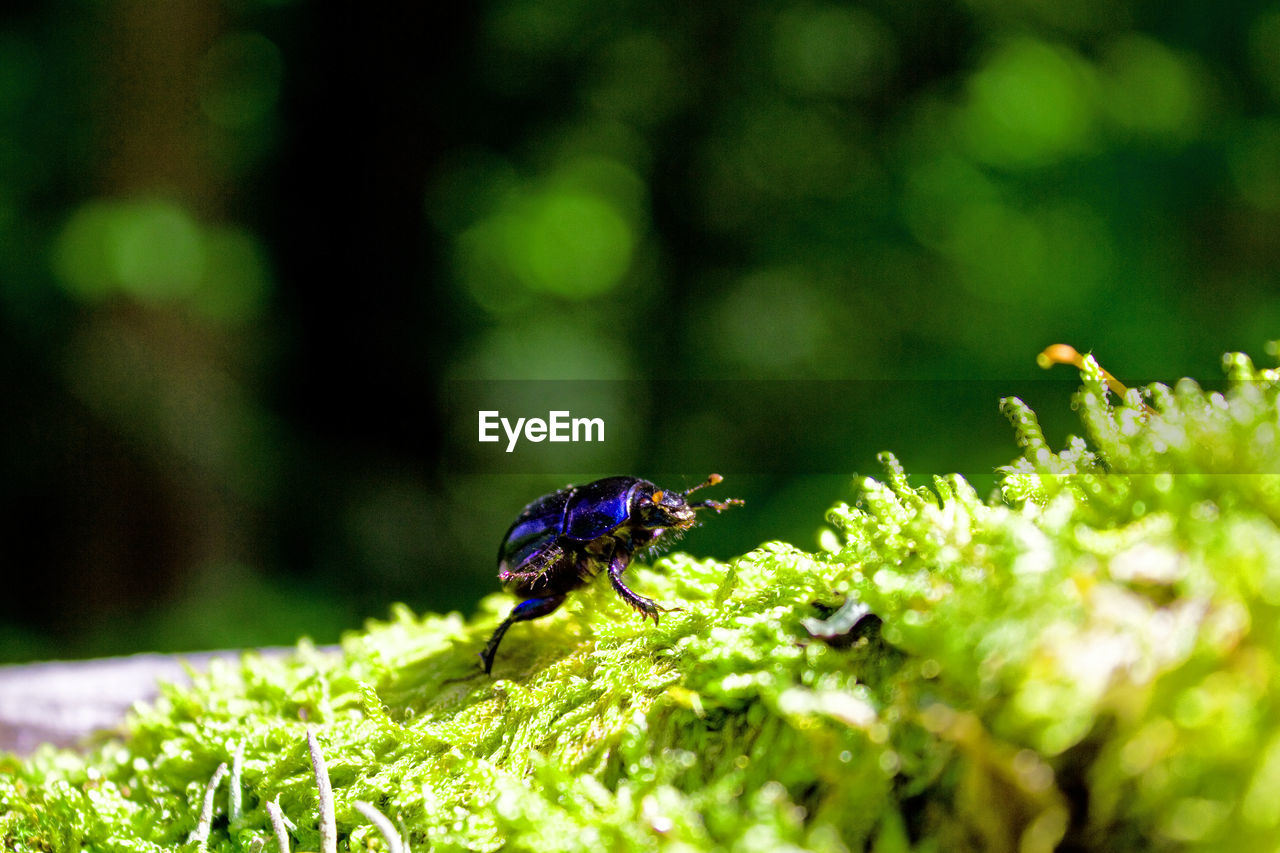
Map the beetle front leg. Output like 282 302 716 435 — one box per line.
690 497 744 513
606 551 673 625
479 594 567 674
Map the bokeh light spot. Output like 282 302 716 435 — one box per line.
52 199 269 322
901 154 999 247
1036 202 1112 301
54 198 206 303
199 32 283 129
937 198 1111 307
456 213 535 315
959 39 1097 168
547 154 648 222
1102 35 1204 140
111 201 205 301
451 314 630 380
486 0 589 55
451 155 643 307
193 226 270 323
428 150 522 236
1228 119 1280 211
0 34 39 118
772 5 896 98
946 201 1047 299
1248 9 1280 102
512 192 634 298
714 269 828 374
588 33 684 124
52 200 118 300
732 103 855 197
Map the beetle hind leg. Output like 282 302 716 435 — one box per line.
479 594 567 674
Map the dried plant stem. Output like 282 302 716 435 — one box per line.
266 797 290 853
187 762 228 846
229 740 245 822
308 727 337 853
355 801 405 853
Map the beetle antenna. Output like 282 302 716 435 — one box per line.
684 473 723 496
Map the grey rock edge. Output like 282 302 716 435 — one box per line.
0 647 339 756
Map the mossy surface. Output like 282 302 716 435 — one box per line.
6 350 1280 852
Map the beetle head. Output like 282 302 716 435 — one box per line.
633 485 696 530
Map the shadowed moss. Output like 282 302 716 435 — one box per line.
6 349 1280 851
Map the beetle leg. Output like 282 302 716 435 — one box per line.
607 551 673 625
479 594 567 674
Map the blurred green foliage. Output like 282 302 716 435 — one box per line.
1 0 1279 660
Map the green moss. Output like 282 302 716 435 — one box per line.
7 348 1280 851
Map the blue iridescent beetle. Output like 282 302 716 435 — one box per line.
480 473 742 673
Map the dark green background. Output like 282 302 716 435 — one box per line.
2 0 1277 661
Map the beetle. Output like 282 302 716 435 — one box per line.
479 473 742 673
